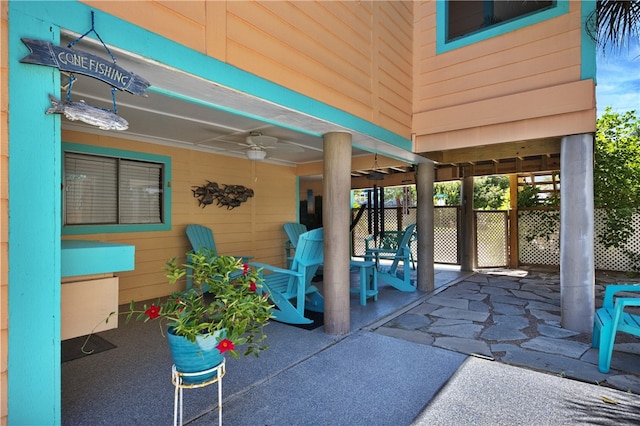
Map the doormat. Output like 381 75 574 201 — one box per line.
62 334 116 363
290 310 324 330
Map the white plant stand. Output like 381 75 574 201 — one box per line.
171 359 226 426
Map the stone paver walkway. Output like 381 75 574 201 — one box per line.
375 268 640 394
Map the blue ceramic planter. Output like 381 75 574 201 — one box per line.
166 327 225 384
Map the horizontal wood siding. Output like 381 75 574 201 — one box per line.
376 1 413 134
61 130 297 304
82 0 413 138
413 1 595 146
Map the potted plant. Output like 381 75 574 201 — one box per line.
123 247 274 382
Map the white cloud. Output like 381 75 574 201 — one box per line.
596 39 640 116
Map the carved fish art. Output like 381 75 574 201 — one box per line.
46 94 129 131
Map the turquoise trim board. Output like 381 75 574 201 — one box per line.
580 0 597 81
436 0 570 54
8 4 62 425
62 142 172 235
61 240 135 277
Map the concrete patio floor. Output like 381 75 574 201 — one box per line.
62 265 640 425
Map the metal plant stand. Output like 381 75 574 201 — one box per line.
171 359 226 426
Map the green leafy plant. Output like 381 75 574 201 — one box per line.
124 248 274 358
594 108 640 268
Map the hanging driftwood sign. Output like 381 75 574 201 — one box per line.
192 181 254 210
19 38 150 96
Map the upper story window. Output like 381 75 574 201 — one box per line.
447 0 554 41
63 143 171 234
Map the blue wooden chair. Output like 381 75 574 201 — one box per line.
364 224 416 292
283 222 308 268
185 224 252 263
252 228 324 325
592 284 640 373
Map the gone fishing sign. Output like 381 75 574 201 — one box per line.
19 12 150 131
20 38 150 96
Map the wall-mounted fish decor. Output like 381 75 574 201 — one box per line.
192 181 254 209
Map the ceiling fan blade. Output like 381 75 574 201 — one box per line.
249 134 277 147
271 143 304 153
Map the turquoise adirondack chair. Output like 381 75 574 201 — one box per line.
185 224 252 263
252 228 324 325
592 284 640 373
283 222 308 268
365 228 417 270
364 224 416 292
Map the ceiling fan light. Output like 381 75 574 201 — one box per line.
246 149 267 161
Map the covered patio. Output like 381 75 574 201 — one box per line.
62 266 640 425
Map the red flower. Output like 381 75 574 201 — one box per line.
145 304 160 320
216 338 235 354
249 281 257 292
243 263 249 275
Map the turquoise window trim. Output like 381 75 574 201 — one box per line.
581 0 597 81
62 142 172 234
437 1 569 54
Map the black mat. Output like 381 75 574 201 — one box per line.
62 334 116 363
291 310 324 330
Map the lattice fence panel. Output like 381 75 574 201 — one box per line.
476 211 508 267
518 209 560 266
518 208 640 272
594 209 640 271
434 207 459 264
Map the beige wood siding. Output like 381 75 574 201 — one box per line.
413 1 596 152
81 0 413 138
61 130 297 304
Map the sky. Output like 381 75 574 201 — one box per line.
596 38 640 116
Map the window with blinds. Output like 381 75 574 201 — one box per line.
64 152 164 225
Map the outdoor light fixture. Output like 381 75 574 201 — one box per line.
246 148 267 161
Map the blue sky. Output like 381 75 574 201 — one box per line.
596 38 640 116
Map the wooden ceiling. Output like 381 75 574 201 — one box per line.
350 138 562 188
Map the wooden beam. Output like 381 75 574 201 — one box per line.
421 138 561 165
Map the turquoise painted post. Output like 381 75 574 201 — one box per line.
8 3 62 424
581 0 597 81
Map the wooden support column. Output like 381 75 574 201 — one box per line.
322 132 352 335
416 162 434 292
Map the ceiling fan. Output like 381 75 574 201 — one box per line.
241 132 304 160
